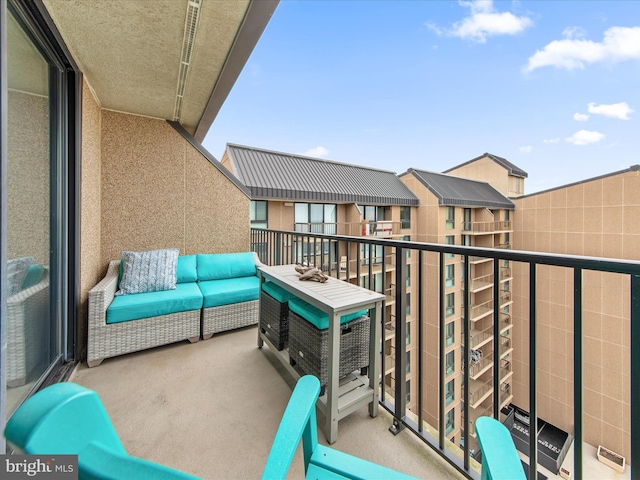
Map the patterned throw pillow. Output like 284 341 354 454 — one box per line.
7 257 34 296
115 249 179 295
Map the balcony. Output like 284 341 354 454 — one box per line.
250 228 640 480
69 327 462 479
461 220 512 234
294 220 404 238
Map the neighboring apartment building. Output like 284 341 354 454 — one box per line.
398 168 515 454
510 165 640 462
444 152 528 199
220 143 421 409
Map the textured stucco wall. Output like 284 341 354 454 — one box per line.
79 80 102 359
100 110 249 265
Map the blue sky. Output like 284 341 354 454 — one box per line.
202 0 640 194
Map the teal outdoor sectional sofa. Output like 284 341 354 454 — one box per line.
87 251 262 367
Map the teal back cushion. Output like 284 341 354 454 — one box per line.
197 252 256 281
21 264 45 290
176 255 197 283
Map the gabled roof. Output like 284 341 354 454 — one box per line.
443 153 528 178
225 144 419 206
403 169 515 209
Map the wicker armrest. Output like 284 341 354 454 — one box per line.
88 260 120 328
7 268 50 308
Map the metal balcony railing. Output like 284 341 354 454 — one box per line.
250 227 640 480
461 220 512 234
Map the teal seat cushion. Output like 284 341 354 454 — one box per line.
107 283 203 324
176 255 197 283
197 252 256 281
288 297 367 330
262 281 295 303
199 276 260 308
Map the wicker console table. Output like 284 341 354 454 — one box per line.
257 264 385 444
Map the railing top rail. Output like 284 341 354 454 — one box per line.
251 228 640 275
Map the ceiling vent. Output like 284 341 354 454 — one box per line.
173 0 202 122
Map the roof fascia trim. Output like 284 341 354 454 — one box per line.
193 0 279 142
168 121 251 198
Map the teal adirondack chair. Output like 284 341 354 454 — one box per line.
4 382 199 480
262 375 418 480
475 416 527 480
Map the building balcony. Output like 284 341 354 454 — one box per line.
294 220 405 238
461 220 512 235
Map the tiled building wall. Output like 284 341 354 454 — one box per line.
511 169 639 460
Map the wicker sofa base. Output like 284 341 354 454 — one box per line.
87 309 200 367
288 310 370 389
259 290 289 350
202 299 259 339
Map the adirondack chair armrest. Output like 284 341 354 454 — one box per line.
80 442 199 480
262 375 321 479
310 445 418 480
475 416 526 480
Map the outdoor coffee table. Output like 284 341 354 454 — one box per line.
257 264 385 444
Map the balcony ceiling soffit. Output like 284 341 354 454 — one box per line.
42 0 251 134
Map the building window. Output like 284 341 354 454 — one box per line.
445 379 455 406
445 235 455 259
446 350 455 377
295 203 337 234
504 209 510 222
361 243 384 265
504 232 510 246
406 321 411 346
406 292 411 317
406 351 411 374
400 206 411 229
445 292 455 317
445 408 455 435
406 263 411 288
406 380 411 404
462 208 471 231
445 206 455 229
445 264 455 288
250 200 267 228
445 321 455 347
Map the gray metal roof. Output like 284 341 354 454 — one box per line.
225 144 419 206
443 152 528 178
404 169 515 209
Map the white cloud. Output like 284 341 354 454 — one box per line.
524 26 640 72
587 102 634 120
304 146 329 157
566 130 605 146
519 146 532 153
573 113 590 122
428 1 532 43
543 138 561 144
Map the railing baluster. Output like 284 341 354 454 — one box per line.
462 254 470 472
418 250 424 434
390 246 407 435
439 251 445 450
529 263 537 480
631 274 639 480
574 268 583 480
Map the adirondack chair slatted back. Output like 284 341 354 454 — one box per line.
475 416 527 480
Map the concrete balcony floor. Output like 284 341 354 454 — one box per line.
70 326 466 480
